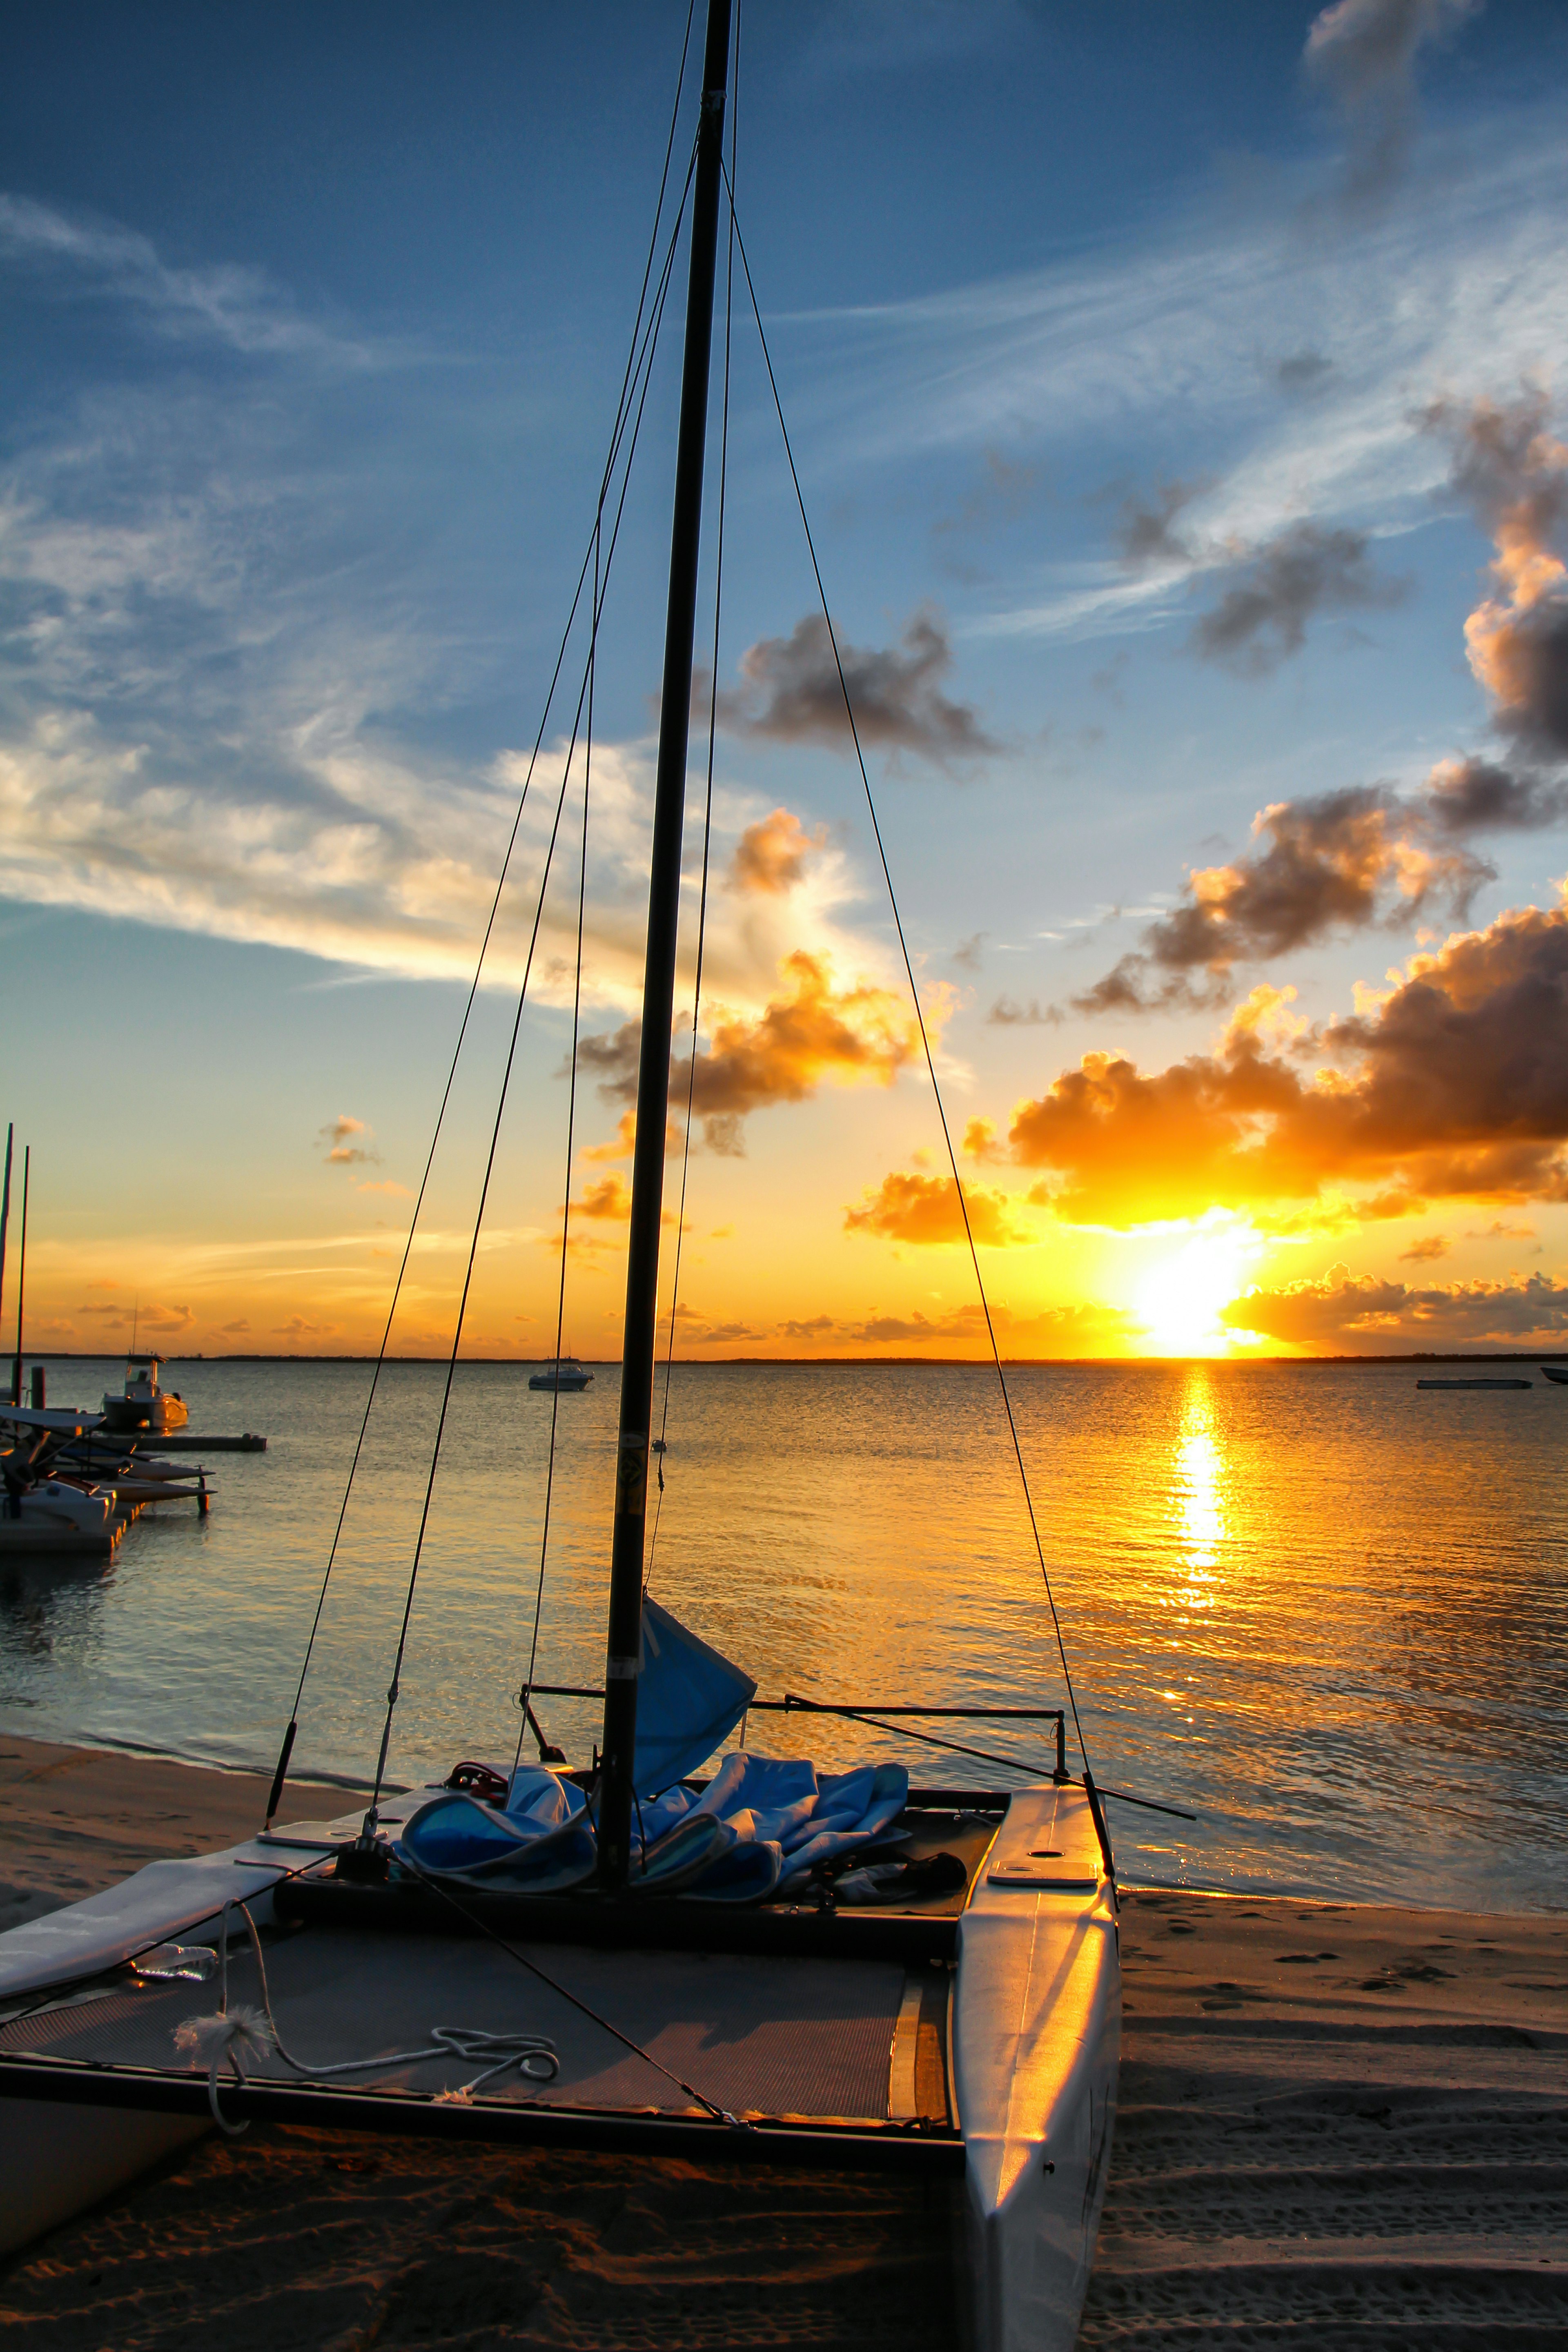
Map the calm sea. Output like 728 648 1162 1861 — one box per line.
4 1355 1565 1913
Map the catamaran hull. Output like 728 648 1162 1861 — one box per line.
0 2103 206 2256
953 1782 1121 2352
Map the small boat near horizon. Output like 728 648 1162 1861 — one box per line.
101 1354 189 1436
528 1356 593 1393
1417 1376 1532 1390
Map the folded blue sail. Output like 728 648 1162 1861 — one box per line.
631 1595 756 1797
396 1751 911 1904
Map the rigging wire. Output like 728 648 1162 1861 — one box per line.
262 34 701 1824
646 0 742 1593
722 173 1095 1777
514 522 599 1777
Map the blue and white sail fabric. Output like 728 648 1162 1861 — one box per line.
632 1595 756 1797
395 1766 597 1892
396 1752 909 1904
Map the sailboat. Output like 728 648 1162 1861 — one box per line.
0 12 1121 2343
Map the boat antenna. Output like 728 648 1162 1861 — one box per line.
725 189 1098 1786
11 1145 27 1410
598 0 733 1890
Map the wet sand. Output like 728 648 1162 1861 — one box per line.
2 1734 1566 2348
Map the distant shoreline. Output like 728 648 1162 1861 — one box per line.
22 1349 1568 1368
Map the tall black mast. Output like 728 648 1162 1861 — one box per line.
597 0 732 1889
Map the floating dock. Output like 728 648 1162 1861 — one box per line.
109 1431 265 1452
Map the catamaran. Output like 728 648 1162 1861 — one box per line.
0 13 1125 2343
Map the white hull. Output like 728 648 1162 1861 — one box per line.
953 1783 1120 2352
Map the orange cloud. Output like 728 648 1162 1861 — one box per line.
581 951 933 1156
844 1169 1032 1247
1007 894 1568 1225
731 807 827 895
319 1112 378 1167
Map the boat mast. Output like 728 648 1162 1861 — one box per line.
598 0 732 1889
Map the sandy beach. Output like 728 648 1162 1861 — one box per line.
2 1732 1566 2348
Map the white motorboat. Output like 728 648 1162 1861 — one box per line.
1 1405 122 1552
528 1356 593 1392
0 19 1126 2343
101 1354 189 1436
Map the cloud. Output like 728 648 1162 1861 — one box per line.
357 1177 412 1198
76 1298 193 1331
731 808 828 895
0 194 376 365
1224 1265 1568 1348
1116 478 1206 568
1074 786 1487 1012
1305 0 1481 204
1423 754 1568 833
987 994 1061 1026
844 1169 1032 1247
951 931 986 972
221 1319 251 1335
581 951 933 1156
717 609 998 764
1008 891 1568 1225
319 1114 379 1167
1398 1233 1449 1261
1274 350 1334 394
273 1316 338 1339
1466 1218 1537 1241
1192 523 1410 673
1424 387 1568 759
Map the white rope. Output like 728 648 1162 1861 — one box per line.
174 1904 559 2133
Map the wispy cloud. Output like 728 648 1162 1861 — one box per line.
0 193 382 365
779 121 1567 643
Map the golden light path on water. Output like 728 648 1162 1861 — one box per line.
3 1354 1566 1912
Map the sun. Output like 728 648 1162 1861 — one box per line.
1132 1225 1255 1356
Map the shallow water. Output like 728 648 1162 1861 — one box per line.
3 1354 1565 1911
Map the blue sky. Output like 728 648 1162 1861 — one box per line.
5 1 1568 1358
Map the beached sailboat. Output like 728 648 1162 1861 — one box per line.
0 14 1120 2342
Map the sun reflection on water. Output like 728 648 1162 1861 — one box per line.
1172 1370 1226 1599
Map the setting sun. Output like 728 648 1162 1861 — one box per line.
1131 1226 1255 1356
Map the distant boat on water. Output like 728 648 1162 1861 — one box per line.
101 1353 189 1434
1417 1377 1532 1390
528 1356 592 1392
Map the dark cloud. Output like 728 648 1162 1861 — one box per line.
1223 1267 1568 1348
1274 350 1334 394
579 952 928 1157
1305 0 1480 203
951 931 986 972
1398 1233 1449 1261
1007 893 1568 1226
1423 388 1568 758
1424 755 1568 833
1193 523 1410 674
1073 785 1488 1013
987 993 1062 1026
717 609 999 764
1116 478 1205 568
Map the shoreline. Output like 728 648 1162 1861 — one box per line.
2 1736 1566 2346
20 1349 1568 1367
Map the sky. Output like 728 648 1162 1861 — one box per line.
5 0 1568 1362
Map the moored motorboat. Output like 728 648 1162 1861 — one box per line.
528 1356 593 1392
1540 1364 1568 1384
102 1354 189 1435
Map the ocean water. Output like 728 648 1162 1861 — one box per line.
3 1354 1565 1913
